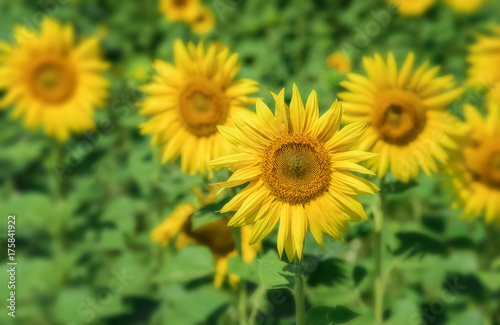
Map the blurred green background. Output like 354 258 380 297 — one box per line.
1 0 500 324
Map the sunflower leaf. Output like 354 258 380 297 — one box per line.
258 260 294 289
307 305 360 325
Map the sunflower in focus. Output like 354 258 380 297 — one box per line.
445 103 500 223
139 40 258 177
160 0 200 21
210 85 379 262
327 52 351 74
151 189 260 288
0 18 109 141
339 52 465 182
189 6 215 34
444 0 485 13
389 0 435 16
467 26 500 98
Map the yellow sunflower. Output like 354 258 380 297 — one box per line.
339 52 465 182
444 0 485 13
210 85 379 262
0 18 109 141
151 189 260 288
467 26 500 91
389 0 435 16
327 52 351 74
159 0 200 21
139 40 258 177
189 6 215 34
445 103 500 223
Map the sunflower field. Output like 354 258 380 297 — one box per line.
1 0 500 324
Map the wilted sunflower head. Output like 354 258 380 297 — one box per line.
339 52 465 182
0 18 109 141
445 103 500 224
139 40 258 177
211 85 379 262
150 189 260 288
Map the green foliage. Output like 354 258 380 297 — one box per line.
1 0 500 324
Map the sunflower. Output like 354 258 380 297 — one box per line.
327 52 351 74
445 103 500 223
339 52 465 182
389 0 435 16
189 6 215 34
151 189 260 288
444 0 485 13
139 40 258 177
467 26 500 91
0 18 109 141
210 85 379 262
159 0 201 21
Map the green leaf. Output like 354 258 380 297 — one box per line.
382 179 418 194
308 305 360 325
258 259 294 289
228 255 260 284
307 305 360 325
155 246 215 284
393 231 446 258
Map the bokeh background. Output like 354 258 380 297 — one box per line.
1 0 500 324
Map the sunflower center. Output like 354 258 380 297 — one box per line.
173 0 187 8
262 133 331 205
30 60 76 104
375 90 426 145
187 218 235 256
179 80 228 137
485 150 500 187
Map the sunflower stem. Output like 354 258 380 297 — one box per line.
373 177 386 324
293 256 307 325
238 280 249 325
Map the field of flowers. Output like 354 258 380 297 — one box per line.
1 0 500 324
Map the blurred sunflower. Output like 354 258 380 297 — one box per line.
389 0 435 16
151 189 260 288
189 6 215 34
210 85 379 262
444 0 485 13
445 103 500 223
139 40 258 177
160 0 200 21
327 52 351 74
467 26 500 93
339 52 465 182
0 18 109 141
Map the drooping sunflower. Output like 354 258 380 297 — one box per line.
339 52 465 182
389 0 435 16
0 18 109 141
189 6 215 34
139 40 258 177
467 26 500 99
444 0 485 13
445 103 500 223
159 0 201 21
327 52 351 75
151 189 260 288
210 85 379 262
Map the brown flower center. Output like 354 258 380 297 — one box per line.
179 80 228 137
30 59 76 104
187 218 235 256
466 140 500 189
173 0 188 8
375 90 426 145
262 133 331 205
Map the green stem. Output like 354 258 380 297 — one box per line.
238 280 249 325
293 256 307 325
373 178 386 324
